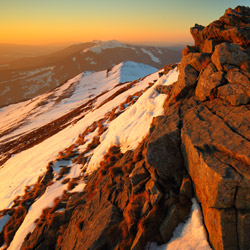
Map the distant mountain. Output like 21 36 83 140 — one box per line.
0 43 68 64
0 40 181 107
0 61 158 150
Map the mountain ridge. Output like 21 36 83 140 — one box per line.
0 40 181 108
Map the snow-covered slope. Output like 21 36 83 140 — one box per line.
0 61 157 145
0 62 210 250
0 40 181 108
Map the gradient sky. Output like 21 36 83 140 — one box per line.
1 0 249 46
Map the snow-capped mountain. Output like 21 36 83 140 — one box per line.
0 40 181 108
0 60 211 250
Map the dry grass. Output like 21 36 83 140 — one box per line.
124 192 149 226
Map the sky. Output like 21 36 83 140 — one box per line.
1 0 249 46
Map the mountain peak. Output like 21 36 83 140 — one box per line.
83 40 128 54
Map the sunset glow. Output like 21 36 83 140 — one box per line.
1 0 249 45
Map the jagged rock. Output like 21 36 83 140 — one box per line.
200 39 216 53
115 178 131 210
190 24 205 46
195 63 225 101
165 62 198 106
191 6 250 47
179 176 193 199
130 160 149 187
160 202 191 243
182 45 200 56
217 83 250 105
61 196 122 250
226 69 250 96
131 230 145 250
156 85 172 94
211 42 249 71
132 177 149 194
141 200 152 217
181 52 212 72
226 69 250 85
145 179 163 206
158 63 178 77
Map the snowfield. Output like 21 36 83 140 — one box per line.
0 61 157 144
0 61 211 250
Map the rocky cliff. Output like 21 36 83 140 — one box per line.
3 5 250 250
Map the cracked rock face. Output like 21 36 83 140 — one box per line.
163 5 250 250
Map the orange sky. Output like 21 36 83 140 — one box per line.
1 0 249 46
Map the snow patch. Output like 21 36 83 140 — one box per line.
141 48 161 63
0 64 162 211
147 198 211 250
83 40 128 54
109 61 157 83
87 67 178 173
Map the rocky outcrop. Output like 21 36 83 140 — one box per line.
190 6 250 47
162 5 250 250
21 138 192 250
19 5 250 250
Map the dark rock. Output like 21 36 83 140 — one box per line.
145 110 183 180
130 160 149 187
132 177 149 194
235 187 250 209
145 179 163 206
237 210 250 250
131 230 145 250
180 176 193 199
156 85 172 95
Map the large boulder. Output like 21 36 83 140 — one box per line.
195 63 225 101
211 42 249 71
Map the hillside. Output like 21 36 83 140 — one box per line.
0 41 181 108
0 5 250 250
